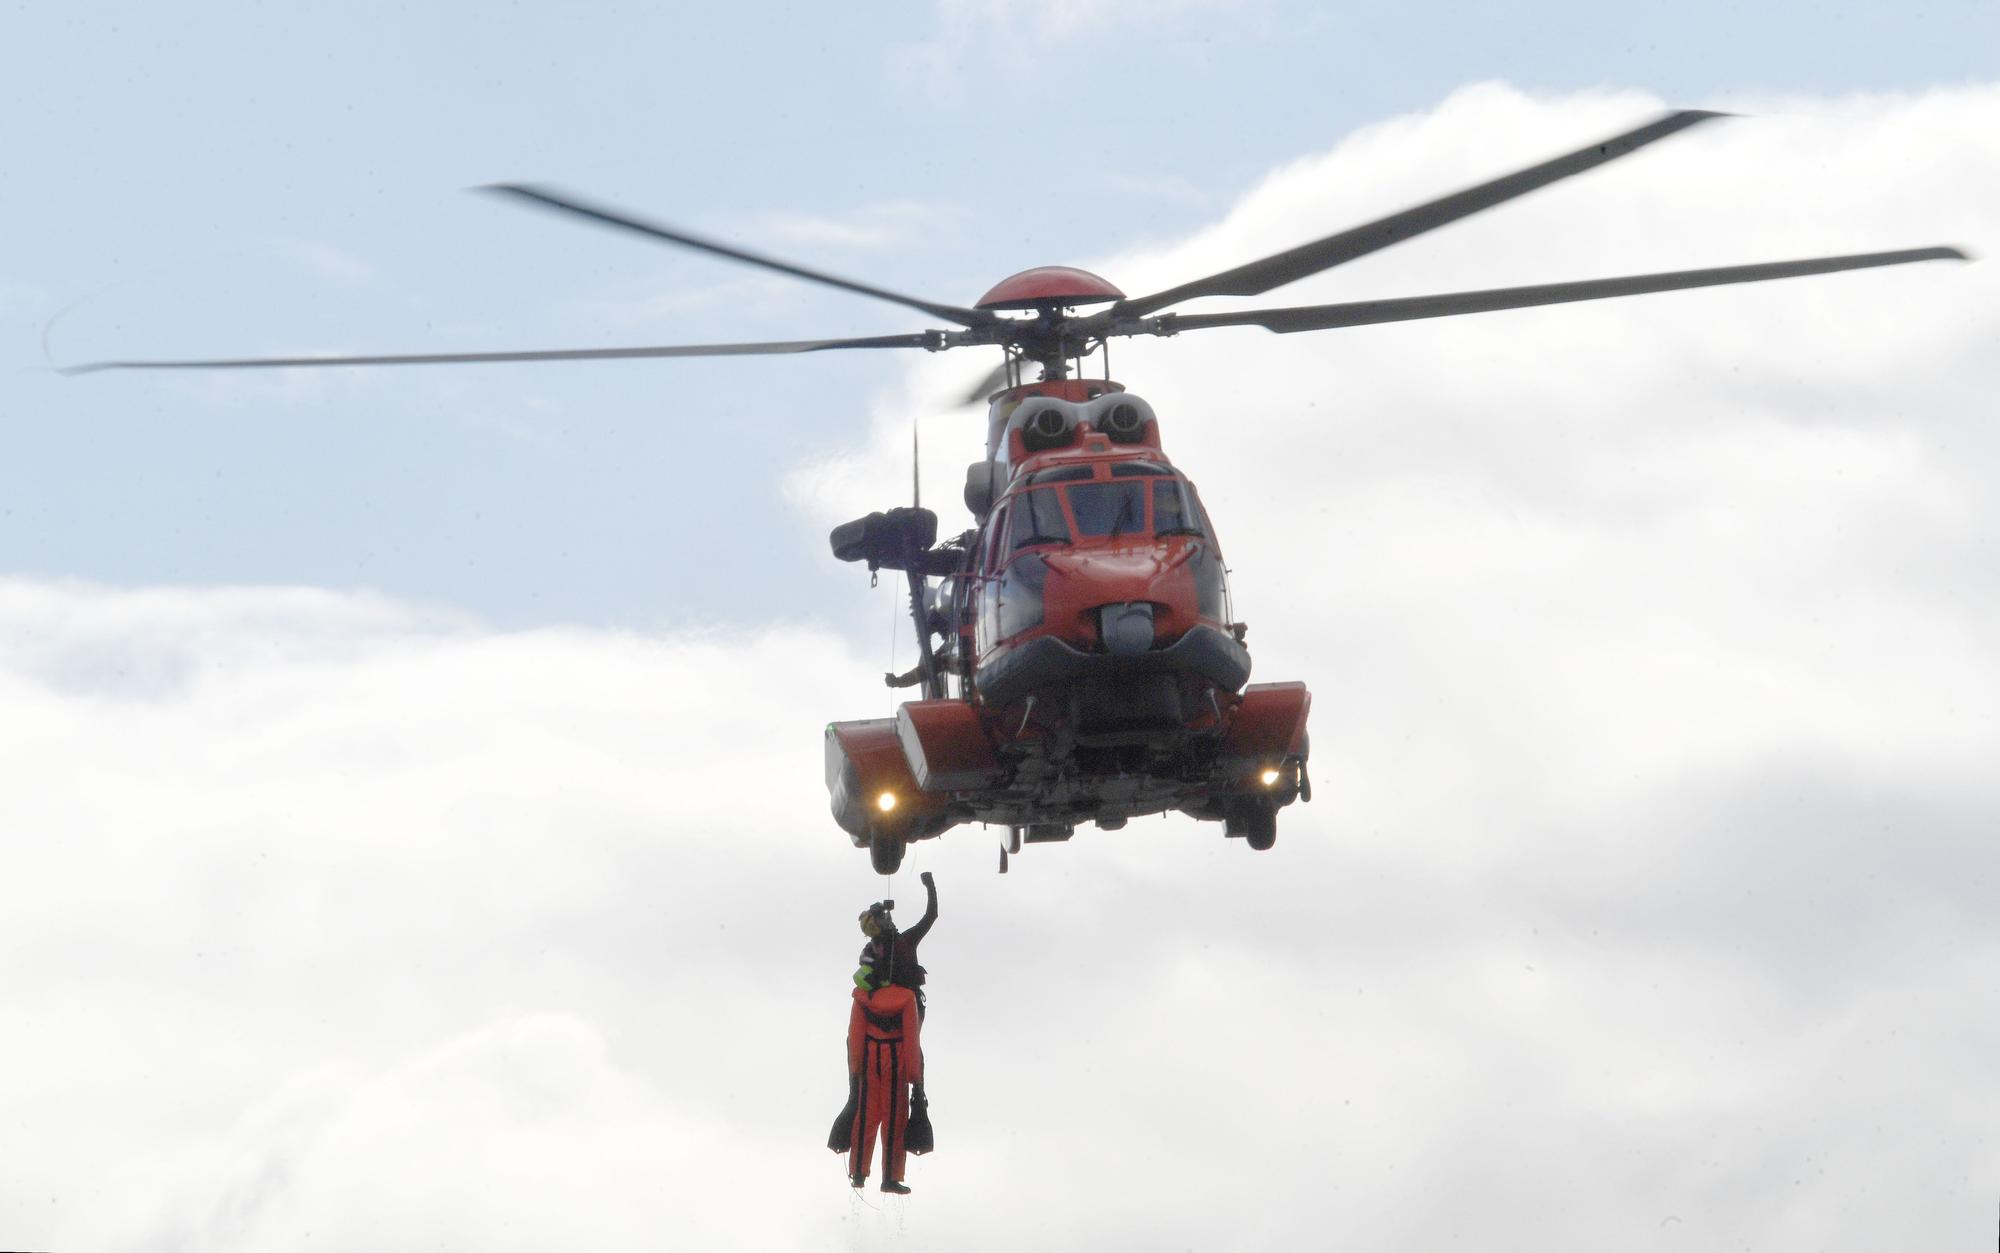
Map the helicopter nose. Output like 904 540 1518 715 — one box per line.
1099 602 1155 656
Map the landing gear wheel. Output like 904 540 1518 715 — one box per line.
1244 805 1277 851
870 836 906 875
1007 826 1023 854
1225 800 1278 851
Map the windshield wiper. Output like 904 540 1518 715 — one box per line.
1108 493 1139 542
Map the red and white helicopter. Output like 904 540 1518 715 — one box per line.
70 111 1965 874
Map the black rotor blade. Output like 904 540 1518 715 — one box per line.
483 184 990 329
61 332 943 376
957 359 1012 406
1118 110 1727 318
1157 247 1968 337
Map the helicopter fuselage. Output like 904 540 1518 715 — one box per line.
826 378 1312 873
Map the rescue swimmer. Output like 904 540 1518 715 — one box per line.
830 872 938 1191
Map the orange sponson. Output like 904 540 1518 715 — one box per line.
897 699 1003 793
1216 682 1311 778
826 718 947 845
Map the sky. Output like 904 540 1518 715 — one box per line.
4 3 2000 1251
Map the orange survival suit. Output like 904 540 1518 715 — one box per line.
844 983 924 1189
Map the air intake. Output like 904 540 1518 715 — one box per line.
1100 402 1145 443
1020 406 1075 451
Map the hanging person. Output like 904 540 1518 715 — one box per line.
853 871 938 1017
833 970 925 1193
832 871 939 1183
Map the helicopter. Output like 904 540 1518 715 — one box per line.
69 110 1966 875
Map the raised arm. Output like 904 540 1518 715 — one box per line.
902 871 939 946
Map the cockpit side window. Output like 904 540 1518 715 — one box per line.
1005 487 1071 551
984 501 1010 569
1152 478 1204 537
1186 483 1218 539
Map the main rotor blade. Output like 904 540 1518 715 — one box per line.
1118 110 1726 318
484 184 990 329
957 359 1012 406
1158 247 1968 336
61 332 942 375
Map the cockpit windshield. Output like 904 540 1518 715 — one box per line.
997 470 1209 558
1068 480 1147 539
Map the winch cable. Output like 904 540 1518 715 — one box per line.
885 553 901 716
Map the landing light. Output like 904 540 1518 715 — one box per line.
1259 767 1282 787
876 791 899 813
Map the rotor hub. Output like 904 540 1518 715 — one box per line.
975 266 1124 311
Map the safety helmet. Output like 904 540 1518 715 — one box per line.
858 900 895 938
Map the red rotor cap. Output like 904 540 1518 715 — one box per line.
975 266 1125 311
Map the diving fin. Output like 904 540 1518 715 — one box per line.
906 1081 934 1155
828 1073 860 1153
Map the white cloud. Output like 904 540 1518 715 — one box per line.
752 201 954 252
116 1015 796 1253
8 83 2000 1253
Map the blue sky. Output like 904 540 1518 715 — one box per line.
7 0 1994 627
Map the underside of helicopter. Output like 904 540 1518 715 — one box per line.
825 674 1311 874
